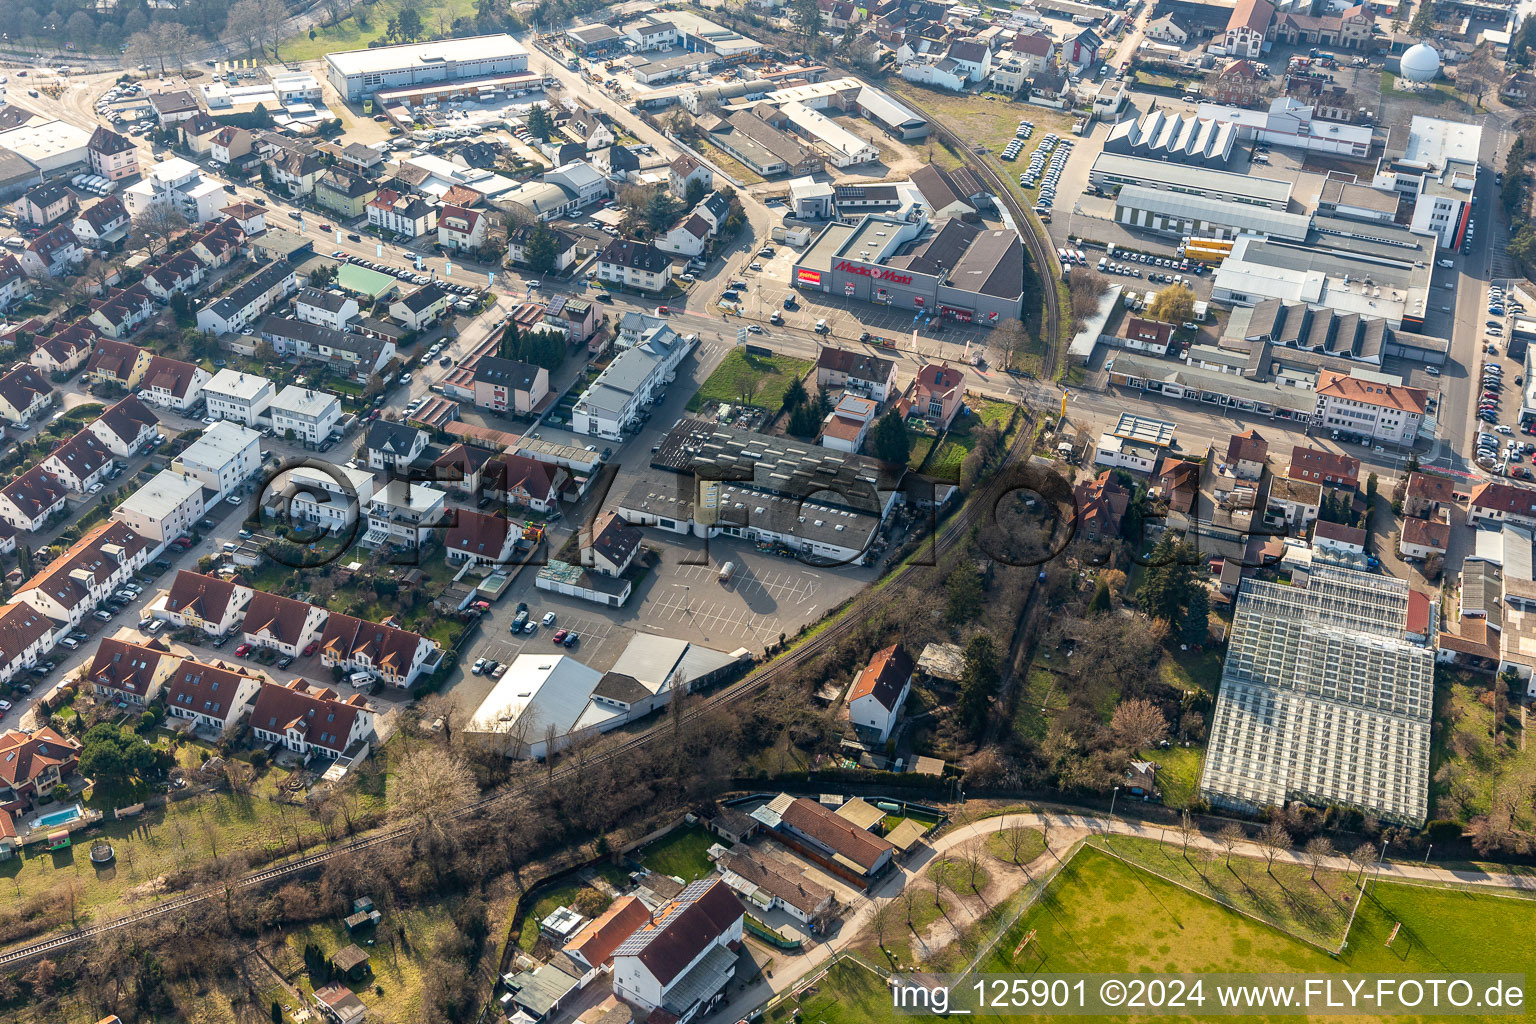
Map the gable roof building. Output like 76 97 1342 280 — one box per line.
249 678 373 757
610 877 743 1019
163 658 263 734
0 465 69 532
0 726 81 805
0 601 55 686
759 794 896 881
87 637 178 705
242 592 327 654
0 362 53 425
163 569 253 636
445 510 522 568
87 394 159 456
317 612 439 687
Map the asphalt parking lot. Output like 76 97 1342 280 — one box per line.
441 534 873 717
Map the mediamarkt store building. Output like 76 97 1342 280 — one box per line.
791 213 1025 324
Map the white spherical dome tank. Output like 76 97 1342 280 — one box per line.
1400 43 1441 83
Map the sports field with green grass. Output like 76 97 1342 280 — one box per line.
770 848 1536 1023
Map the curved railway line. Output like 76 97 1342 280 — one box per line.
0 114 1065 970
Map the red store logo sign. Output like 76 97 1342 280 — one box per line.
835 260 913 286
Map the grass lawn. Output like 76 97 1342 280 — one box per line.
278 899 477 1022
906 432 936 471
779 848 1536 1023
1429 672 1536 829
1379 71 1471 110
1139 744 1204 809
1013 663 1069 742
638 823 719 882
692 138 765 185
278 0 481 62
517 879 610 953
920 399 1020 479
982 824 1045 866
927 856 990 897
685 349 812 414
1093 833 1358 950
0 761 387 941
1159 645 1224 695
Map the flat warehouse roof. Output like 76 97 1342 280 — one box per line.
1117 184 1312 240
1090 151 1293 206
326 33 526 76
1402 114 1484 169
798 221 859 274
948 228 1024 299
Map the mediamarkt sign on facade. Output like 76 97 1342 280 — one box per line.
834 260 914 286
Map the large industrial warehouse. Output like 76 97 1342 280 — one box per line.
325 34 530 101
791 214 1025 324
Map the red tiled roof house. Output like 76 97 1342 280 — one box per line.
846 643 913 743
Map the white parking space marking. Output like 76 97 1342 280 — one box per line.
476 638 526 665
649 588 781 641
667 563 820 604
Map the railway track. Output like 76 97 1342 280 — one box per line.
0 115 1065 969
901 96 1067 379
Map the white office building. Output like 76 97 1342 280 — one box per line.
172 421 262 501
122 156 227 225
325 34 529 101
266 464 376 536
1372 116 1482 249
571 325 692 439
270 386 341 447
113 469 206 544
202 369 275 427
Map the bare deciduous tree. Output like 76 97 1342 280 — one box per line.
1350 841 1377 882
1303 836 1335 880
130 205 188 258
986 317 1030 372
1001 823 1033 864
899 881 923 926
1176 810 1197 862
962 844 985 894
1110 698 1169 752
870 900 894 950
1258 819 1292 880
390 746 477 839
1218 821 1244 867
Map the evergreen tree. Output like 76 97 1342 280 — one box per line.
643 189 681 231
787 402 820 437
781 376 808 415
959 633 1000 735
871 411 911 464
1088 578 1112 615
17 543 32 578
1138 535 1197 625
945 559 983 624
526 103 553 141
1180 583 1209 647
523 222 559 274
499 322 521 360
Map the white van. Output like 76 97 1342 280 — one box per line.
348 671 375 688
718 561 735 583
